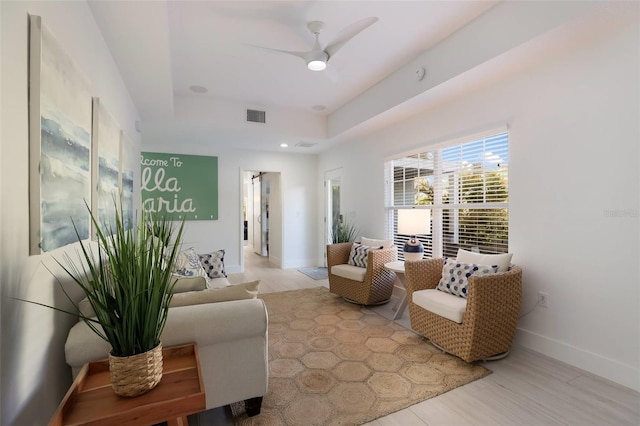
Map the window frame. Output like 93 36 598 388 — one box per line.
384 127 509 259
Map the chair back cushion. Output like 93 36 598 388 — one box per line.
413 289 467 323
456 249 512 272
331 264 367 282
361 237 394 249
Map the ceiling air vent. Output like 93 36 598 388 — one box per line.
295 142 317 148
246 109 266 123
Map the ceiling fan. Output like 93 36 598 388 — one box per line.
252 17 378 71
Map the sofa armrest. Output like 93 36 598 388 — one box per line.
65 298 268 372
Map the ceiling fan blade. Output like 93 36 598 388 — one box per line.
246 44 310 62
324 17 378 59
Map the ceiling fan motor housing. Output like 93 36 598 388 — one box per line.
307 21 326 34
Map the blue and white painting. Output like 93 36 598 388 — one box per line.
37 20 92 252
120 132 135 230
92 99 121 235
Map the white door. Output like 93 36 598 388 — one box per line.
324 168 342 264
260 175 270 257
252 175 263 255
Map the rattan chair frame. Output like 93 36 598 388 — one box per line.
326 242 398 305
405 258 522 363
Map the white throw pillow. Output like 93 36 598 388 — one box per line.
456 249 513 273
169 280 260 307
76 275 209 318
361 237 394 249
170 275 207 293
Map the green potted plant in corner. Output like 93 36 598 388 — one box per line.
329 217 359 243
24 203 184 397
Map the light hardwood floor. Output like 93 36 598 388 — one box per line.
190 246 640 425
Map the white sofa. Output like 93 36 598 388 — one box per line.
25 242 269 417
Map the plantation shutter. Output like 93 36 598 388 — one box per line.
385 129 509 259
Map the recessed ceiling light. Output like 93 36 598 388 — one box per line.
312 105 327 111
280 143 289 148
189 85 208 94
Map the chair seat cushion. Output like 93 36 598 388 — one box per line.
412 289 467 324
331 264 367 282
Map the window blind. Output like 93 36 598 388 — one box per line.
385 131 509 259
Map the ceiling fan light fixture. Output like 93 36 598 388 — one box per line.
307 59 327 71
307 49 328 71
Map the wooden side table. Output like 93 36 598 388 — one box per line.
384 261 408 320
50 343 206 426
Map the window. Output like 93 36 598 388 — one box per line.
385 130 509 259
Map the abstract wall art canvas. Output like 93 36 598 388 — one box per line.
91 98 121 236
29 15 93 254
119 131 136 230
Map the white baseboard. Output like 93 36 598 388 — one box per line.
515 328 640 392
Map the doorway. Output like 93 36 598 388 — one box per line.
242 170 282 269
324 168 342 264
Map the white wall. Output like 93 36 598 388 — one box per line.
318 23 640 391
142 120 319 272
0 1 140 424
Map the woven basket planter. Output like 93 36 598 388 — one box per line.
109 342 163 397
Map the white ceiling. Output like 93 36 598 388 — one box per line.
86 1 637 153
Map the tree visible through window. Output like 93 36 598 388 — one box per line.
385 130 509 259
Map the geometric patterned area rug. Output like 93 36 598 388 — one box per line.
232 287 490 425
297 267 329 280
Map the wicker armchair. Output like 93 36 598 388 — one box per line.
405 258 522 362
326 242 397 305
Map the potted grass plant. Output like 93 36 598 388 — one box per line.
24 203 184 397
329 217 359 243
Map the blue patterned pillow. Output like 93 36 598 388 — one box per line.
347 243 381 268
436 258 499 298
199 249 226 279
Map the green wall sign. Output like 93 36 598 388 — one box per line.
141 152 218 220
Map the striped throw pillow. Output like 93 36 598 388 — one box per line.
347 243 381 268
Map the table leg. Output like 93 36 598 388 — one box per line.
393 292 408 320
168 416 189 426
392 274 408 320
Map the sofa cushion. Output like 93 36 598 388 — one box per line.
208 276 230 289
456 249 513 273
169 280 260 307
77 297 96 319
171 275 208 293
173 248 208 279
413 289 467 323
361 237 393 249
436 258 499 298
77 275 228 318
199 249 227 279
331 264 367 282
